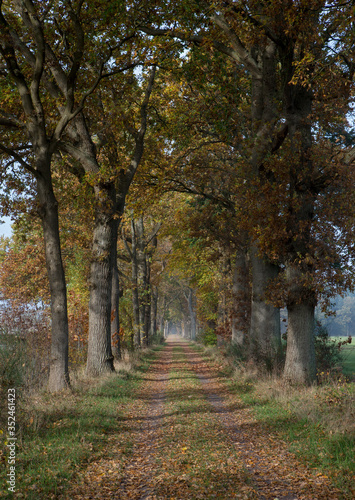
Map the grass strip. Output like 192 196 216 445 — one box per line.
154 346 257 499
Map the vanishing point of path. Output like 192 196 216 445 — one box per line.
66 337 342 500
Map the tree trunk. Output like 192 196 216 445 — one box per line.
282 74 317 384
136 217 149 346
249 245 281 362
86 194 115 376
159 315 164 336
187 288 196 341
231 249 250 346
284 301 316 384
284 264 316 384
144 256 151 345
131 218 140 348
247 42 281 365
111 220 121 360
150 286 158 339
37 171 70 392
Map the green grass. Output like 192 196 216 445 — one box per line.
341 346 355 378
0 348 159 499
329 337 355 378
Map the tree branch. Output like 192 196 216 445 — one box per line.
0 115 25 129
209 12 261 78
0 143 40 179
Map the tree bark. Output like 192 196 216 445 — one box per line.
144 255 151 344
249 245 281 361
231 249 250 346
164 320 169 338
284 266 316 384
131 218 141 349
111 219 121 360
37 167 70 392
136 217 149 346
247 41 281 363
150 285 158 339
282 69 317 384
186 288 196 341
86 188 115 376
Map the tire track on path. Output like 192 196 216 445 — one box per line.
66 344 174 500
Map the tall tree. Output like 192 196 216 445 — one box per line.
139 0 355 382
0 0 159 376
0 0 86 391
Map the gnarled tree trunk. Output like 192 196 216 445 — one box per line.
283 75 317 384
136 217 149 347
131 218 141 349
186 288 197 341
284 265 316 384
150 285 158 339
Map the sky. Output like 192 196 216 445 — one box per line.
0 217 13 238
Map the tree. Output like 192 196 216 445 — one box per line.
139 0 355 383
0 0 84 391
0 0 161 377
120 213 161 347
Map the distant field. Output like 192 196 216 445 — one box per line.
330 337 355 378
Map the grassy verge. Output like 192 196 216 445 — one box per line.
198 345 355 499
0 348 159 499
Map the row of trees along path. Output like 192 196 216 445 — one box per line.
65 337 341 500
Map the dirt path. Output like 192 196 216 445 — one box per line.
65 338 342 499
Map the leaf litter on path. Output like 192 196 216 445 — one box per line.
63 339 345 499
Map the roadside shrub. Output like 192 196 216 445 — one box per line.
226 341 248 363
199 328 217 346
0 304 51 391
151 330 165 345
0 332 27 434
0 332 27 389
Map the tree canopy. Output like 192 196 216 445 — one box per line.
1 0 355 389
